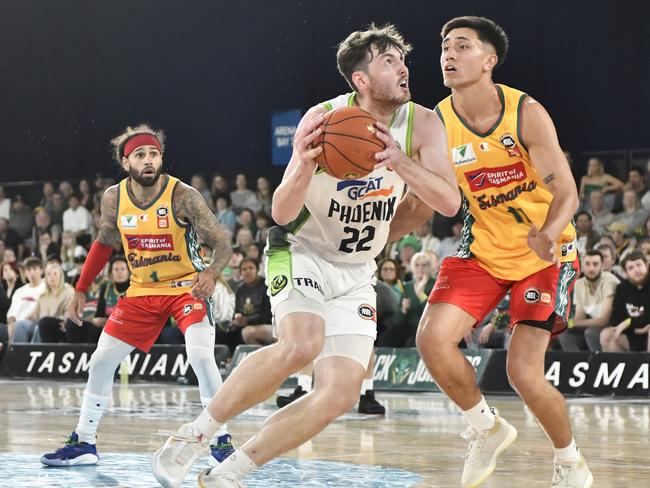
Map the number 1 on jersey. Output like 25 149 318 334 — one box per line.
150 271 159 282
507 206 532 224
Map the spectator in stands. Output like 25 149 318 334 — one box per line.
623 166 647 201
374 279 400 341
58 180 74 200
256 176 273 215
191 174 213 209
234 227 255 252
578 157 624 211
377 257 406 301
211 173 229 201
226 249 244 292
413 219 441 253
60 231 87 278
2 248 17 264
0 217 24 259
424 250 441 278
615 189 649 237
2 261 24 305
254 212 271 247
588 190 616 234
62 194 93 237
45 192 66 228
40 181 55 208
437 220 463 260
27 262 75 343
396 234 420 281
561 250 619 352
78 255 130 343
574 211 600 256
230 173 261 213
0 185 11 220
212 275 236 336
235 208 257 236
216 258 272 352
36 231 60 268
78 179 94 209
214 194 237 236
30 207 61 250
601 250 650 352
476 294 512 349
4 257 45 344
594 241 625 281
607 220 636 257
397 252 436 346
637 237 650 260
244 243 261 262
9 196 34 241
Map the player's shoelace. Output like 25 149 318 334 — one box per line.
461 426 486 465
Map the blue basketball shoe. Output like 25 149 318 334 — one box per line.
209 434 235 466
41 432 99 466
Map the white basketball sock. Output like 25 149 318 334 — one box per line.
192 408 224 441
297 374 313 392
462 396 496 431
360 378 374 394
554 438 581 463
75 390 110 444
210 448 257 478
201 396 228 443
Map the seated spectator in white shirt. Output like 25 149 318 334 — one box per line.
615 189 649 237
588 190 615 235
0 186 11 220
560 250 619 352
62 194 93 236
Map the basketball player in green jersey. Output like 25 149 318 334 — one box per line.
152 24 460 488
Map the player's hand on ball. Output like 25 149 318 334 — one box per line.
66 290 87 326
294 106 327 167
527 225 558 265
191 268 216 299
373 122 404 171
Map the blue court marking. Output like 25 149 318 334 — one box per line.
2 453 422 487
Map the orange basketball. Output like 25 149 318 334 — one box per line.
313 106 385 180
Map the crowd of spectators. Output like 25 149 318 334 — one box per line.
2 156 650 360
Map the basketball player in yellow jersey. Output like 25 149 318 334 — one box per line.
41 124 236 469
389 17 593 487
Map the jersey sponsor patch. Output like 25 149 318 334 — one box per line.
270 275 288 296
499 133 522 158
451 143 477 166
358 304 376 321
465 162 527 191
294 276 324 295
125 234 174 251
156 206 169 217
121 215 137 228
524 288 540 303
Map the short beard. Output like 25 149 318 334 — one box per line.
129 166 162 187
585 271 602 283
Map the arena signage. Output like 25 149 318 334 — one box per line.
0 344 229 383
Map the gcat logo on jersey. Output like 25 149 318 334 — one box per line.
336 177 394 201
465 162 527 191
452 143 477 165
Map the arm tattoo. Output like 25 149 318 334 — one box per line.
543 173 555 185
174 183 233 276
96 186 121 246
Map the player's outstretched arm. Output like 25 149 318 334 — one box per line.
387 193 434 242
272 106 326 225
175 183 233 282
522 98 579 243
68 186 121 325
374 105 460 217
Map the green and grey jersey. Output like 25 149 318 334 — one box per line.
270 92 414 264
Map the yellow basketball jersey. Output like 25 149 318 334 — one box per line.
116 175 204 296
435 84 576 280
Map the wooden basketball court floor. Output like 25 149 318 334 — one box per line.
0 379 646 487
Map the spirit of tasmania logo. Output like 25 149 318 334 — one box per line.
125 234 174 251
336 176 394 201
465 162 527 191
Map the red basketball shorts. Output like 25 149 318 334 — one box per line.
104 293 210 352
428 256 580 336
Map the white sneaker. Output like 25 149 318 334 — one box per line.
551 455 593 487
152 423 209 488
461 414 518 488
198 468 247 488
